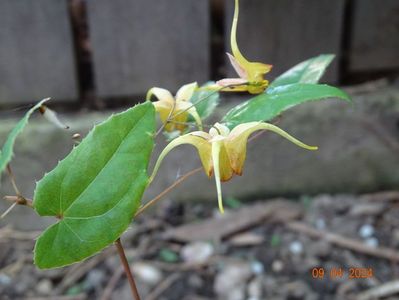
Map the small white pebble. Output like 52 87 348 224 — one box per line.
36 279 53 295
247 276 263 298
250 261 264 275
86 269 105 288
181 242 214 264
133 263 162 286
272 260 284 273
0 274 11 286
359 224 375 238
289 241 303 255
365 237 379 248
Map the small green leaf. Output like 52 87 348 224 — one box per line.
159 248 179 263
190 82 220 120
222 83 350 127
270 234 281 247
225 197 242 209
270 54 335 88
33 102 155 269
0 98 50 174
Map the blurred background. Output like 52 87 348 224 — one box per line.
0 0 399 299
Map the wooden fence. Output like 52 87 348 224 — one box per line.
0 0 398 106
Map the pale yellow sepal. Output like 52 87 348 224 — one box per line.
149 131 212 184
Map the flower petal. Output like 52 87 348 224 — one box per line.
246 64 273 85
168 111 189 132
209 122 230 138
149 84 202 132
225 122 318 174
176 82 198 102
149 132 212 184
211 140 225 214
247 80 270 94
176 101 203 131
187 107 203 131
218 143 234 182
153 101 177 132
146 87 175 104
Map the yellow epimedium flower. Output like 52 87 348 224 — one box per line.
146 82 203 132
209 0 272 94
150 122 318 214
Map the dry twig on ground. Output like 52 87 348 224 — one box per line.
54 248 115 294
164 200 302 242
17 295 87 300
356 280 399 300
286 221 399 261
145 273 182 300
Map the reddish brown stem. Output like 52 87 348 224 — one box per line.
115 238 141 300
7 164 21 196
135 167 202 217
155 101 176 137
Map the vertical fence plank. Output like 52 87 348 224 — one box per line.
349 0 399 72
225 0 345 83
0 0 78 105
87 0 210 98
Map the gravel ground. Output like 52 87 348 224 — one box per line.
1 191 399 300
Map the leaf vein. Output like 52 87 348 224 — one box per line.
62 106 150 215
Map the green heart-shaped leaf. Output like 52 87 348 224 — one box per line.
222 83 350 128
271 54 335 88
33 102 155 269
0 98 50 174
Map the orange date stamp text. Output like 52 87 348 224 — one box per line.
311 267 373 280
